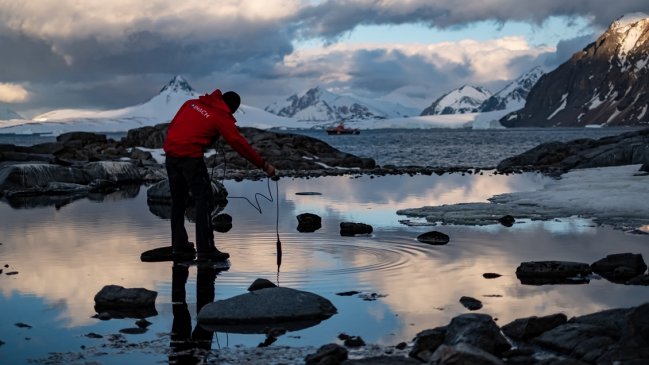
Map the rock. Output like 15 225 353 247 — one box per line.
57 132 107 146
84 161 141 182
197 287 337 325
497 129 649 173
146 179 228 204
94 285 157 309
428 343 506 365
247 278 277 291
409 327 447 361
591 253 647 283
627 274 649 285
498 215 515 227
212 213 233 233
444 313 510 355
482 273 501 279
641 163 649 172
135 319 152 328
501 313 567 340
305 343 348 365
342 356 419 364
417 231 450 245
515 261 591 285
0 163 90 191
459 296 483 311
340 222 373 236
15 322 32 329
297 213 322 232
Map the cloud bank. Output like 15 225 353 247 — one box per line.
0 0 646 115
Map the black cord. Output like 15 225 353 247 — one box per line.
210 141 282 276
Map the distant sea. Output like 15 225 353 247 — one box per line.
0 127 641 167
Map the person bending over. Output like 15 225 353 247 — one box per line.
163 89 276 262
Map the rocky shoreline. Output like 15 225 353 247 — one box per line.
3 125 649 364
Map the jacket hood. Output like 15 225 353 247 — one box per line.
198 89 231 113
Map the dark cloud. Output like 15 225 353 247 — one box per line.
296 0 649 39
542 34 597 69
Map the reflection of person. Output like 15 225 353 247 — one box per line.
169 263 219 363
163 90 276 262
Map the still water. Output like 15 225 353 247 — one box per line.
1 172 648 364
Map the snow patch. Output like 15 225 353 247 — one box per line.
547 93 568 120
638 105 648 120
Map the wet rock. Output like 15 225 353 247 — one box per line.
498 215 515 227
417 231 450 245
94 285 157 310
57 132 107 146
15 322 32 329
459 296 483 311
84 332 103 339
0 163 90 191
297 213 322 232
197 287 337 325
336 291 361 296
410 327 447 361
445 313 510 355
305 343 348 365
501 313 567 340
515 261 591 285
212 213 233 233
248 278 277 291
135 319 152 328
428 343 506 365
84 161 141 182
627 274 649 285
342 356 420 364
340 222 373 236
482 273 501 279
591 253 647 283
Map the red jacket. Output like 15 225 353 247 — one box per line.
163 90 265 168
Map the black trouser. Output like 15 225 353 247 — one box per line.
165 156 215 253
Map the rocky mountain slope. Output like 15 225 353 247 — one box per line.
420 85 491 115
479 66 545 112
502 13 649 127
264 86 419 122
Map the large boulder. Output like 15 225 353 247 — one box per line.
0 163 90 191
84 161 142 182
197 287 337 328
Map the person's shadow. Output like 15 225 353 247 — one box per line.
169 262 221 364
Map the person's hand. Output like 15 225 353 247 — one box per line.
264 162 276 177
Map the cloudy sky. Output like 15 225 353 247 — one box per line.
1 0 648 118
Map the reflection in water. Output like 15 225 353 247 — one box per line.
170 263 219 364
1 172 648 362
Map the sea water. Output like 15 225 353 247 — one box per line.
0 127 648 364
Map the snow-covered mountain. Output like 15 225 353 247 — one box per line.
264 86 420 122
420 85 492 115
502 13 649 127
0 76 302 135
478 66 545 112
0 104 23 120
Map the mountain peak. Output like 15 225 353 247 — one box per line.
611 12 649 30
160 75 194 94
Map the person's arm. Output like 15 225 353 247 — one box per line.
218 119 276 176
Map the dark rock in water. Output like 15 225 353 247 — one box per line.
498 215 515 227
641 163 649 172
501 313 567 340
146 179 228 204
84 161 141 183
15 322 32 329
213 213 233 233
410 327 447 362
248 278 277 291
118 327 147 335
343 336 366 348
497 129 649 173
627 274 649 285
591 253 647 283
135 319 152 328
336 291 361 296
483 273 502 279
295 192 322 195
459 296 483 311
531 306 640 364
197 287 337 325
445 313 511 355
340 222 373 236
84 332 103 339
342 356 420 364
0 163 90 191
428 343 506 365
94 285 157 308
417 231 450 245
516 261 592 285
297 213 322 232
305 343 348 365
